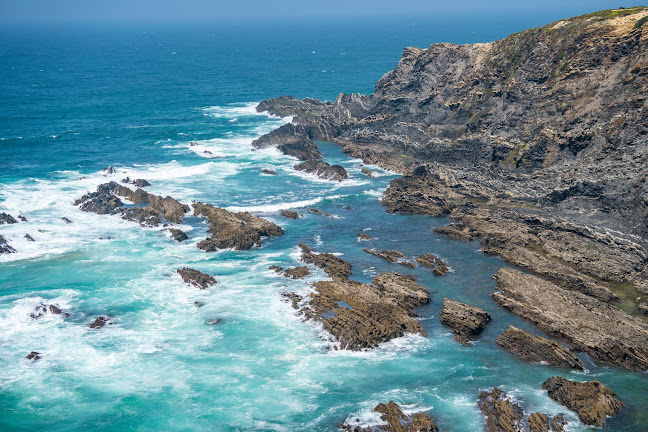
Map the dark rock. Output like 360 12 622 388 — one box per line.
206 318 222 325
193 202 283 251
344 206 353 210
361 167 375 178
439 298 491 345
132 179 151 188
189 141 198 146
24 234 35 242
26 351 41 361
363 249 414 268
280 210 299 219
268 265 284 273
0 235 16 254
60 217 72 224
177 267 217 289
281 292 303 309
18 215 28 222
194 301 205 308
251 122 323 161
299 243 352 279
493 268 648 371
294 159 348 182
341 401 438 432
284 266 310 279
414 254 449 276
203 150 213 155
103 166 116 175
542 376 623 427
262 168 277 175
310 208 332 217
0 212 17 224
496 326 584 369
357 232 373 240
640 302 648 315
89 316 110 329
169 228 188 242
48 305 62 315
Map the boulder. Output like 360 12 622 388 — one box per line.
361 167 375 178
18 215 28 222
496 326 584 369
132 179 151 188
26 351 41 361
280 210 300 219
341 401 438 432
262 168 277 175
177 267 217 289
294 159 348 181
439 298 491 345
24 234 35 242
89 316 111 329
169 228 188 242
103 166 116 174
541 376 623 427
299 243 352 279
30 303 67 319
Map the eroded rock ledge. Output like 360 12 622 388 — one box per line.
177 267 217 289
439 298 490 346
496 326 584 369
341 401 438 432
493 268 648 371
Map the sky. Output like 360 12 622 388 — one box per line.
0 0 637 24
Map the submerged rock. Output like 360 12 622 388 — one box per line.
169 228 188 242
294 159 348 181
261 168 277 175
26 351 41 361
299 243 352 279
496 326 584 369
177 267 217 289
341 401 438 432
493 268 648 371
18 215 28 222
280 210 300 219
193 202 283 251
541 376 623 427
61 217 72 224
24 234 35 242
89 316 111 329
310 208 332 217
357 232 373 240
0 212 17 225
414 254 450 275
363 249 414 268
439 298 491 346
361 167 375 178
0 235 16 254
30 303 67 319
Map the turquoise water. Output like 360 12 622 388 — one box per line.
2 14 648 432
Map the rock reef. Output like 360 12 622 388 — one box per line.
341 401 438 432
177 267 217 289
439 298 490 346
294 159 348 182
496 326 584 369
299 243 352 279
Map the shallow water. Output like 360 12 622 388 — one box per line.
2 14 647 432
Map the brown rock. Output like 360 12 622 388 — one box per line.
357 232 373 240
361 167 375 178
177 267 217 289
415 254 450 276
262 168 277 175
89 316 110 329
299 244 352 279
280 210 300 219
283 266 311 279
341 401 438 432
542 376 623 427
169 228 188 242
363 249 415 268
439 298 491 345
294 159 348 182
527 413 566 432
496 326 584 369
478 388 525 432
310 208 332 217
26 351 41 361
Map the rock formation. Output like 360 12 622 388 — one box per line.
177 267 217 289
169 228 188 242
357 232 373 240
541 376 623 427
310 208 332 217
414 254 449 276
0 212 17 224
89 316 111 329
341 401 438 432
363 249 414 268
0 235 16 254
496 326 584 369
283 266 310 279
439 298 491 345
280 210 300 219
299 243 352 278
294 159 348 181
26 351 41 361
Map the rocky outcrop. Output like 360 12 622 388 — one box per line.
341 401 438 432
439 298 491 345
122 177 151 188
89 316 111 329
24 234 35 242
30 303 67 319
193 202 283 251
60 217 72 224
0 235 16 254
283 266 310 279
310 208 332 217
298 272 430 350
478 388 565 432
280 210 300 219
361 167 375 178
414 254 449 276
363 249 415 268
177 267 217 289
496 326 584 369
294 159 348 181
357 232 373 240
541 376 623 427
251 123 322 161
299 244 352 278
26 351 41 361
0 212 17 224
262 169 276 175
493 268 648 371
169 228 188 242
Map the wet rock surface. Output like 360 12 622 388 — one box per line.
0 212 18 224
280 210 300 219
478 388 565 432
310 208 332 217
193 202 283 251
439 298 491 346
493 268 648 371
169 228 188 242
357 232 373 240
0 235 16 254
414 254 449 276
89 316 111 329
341 401 438 432
283 266 310 279
26 351 41 361
261 168 276 175
363 249 414 268
30 303 68 319
294 159 348 181
541 376 623 427
299 243 352 279
496 326 584 369
177 267 217 289
361 167 375 178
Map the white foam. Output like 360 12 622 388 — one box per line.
225 194 343 213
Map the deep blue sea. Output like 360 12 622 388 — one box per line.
1 11 647 432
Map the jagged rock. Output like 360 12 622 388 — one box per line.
262 168 277 175
18 215 28 222
0 235 16 254
294 159 348 181
439 298 491 345
280 210 299 219
433 223 480 241
299 243 352 279
268 264 284 273
203 150 213 155
542 376 623 427
478 388 565 432
341 401 438 432
24 234 35 242
363 249 414 268
357 232 373 240
177 267 217 289
132 179 151 188
299 272 430 350
496 326 584 369
103 166 115 175
415 254 450 276
361 167 375 178
48 305 62 315
89 316 110 329
493 268 648 371
344 206 353 210
0 212 17 224
310 208 332 217
169 228 188 242
251 122 323 160
281 292 303 309
26 351 41 361
60 217 72 223
194 301 205 308
284 266 310 279
193 202 283 251
29 303 67 319
189 141 198 146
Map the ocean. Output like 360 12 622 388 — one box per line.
1 12 647 431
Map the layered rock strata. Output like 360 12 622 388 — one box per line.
496 326 584 369
177 267 217 289
341 401 438 432
439 298 491 346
